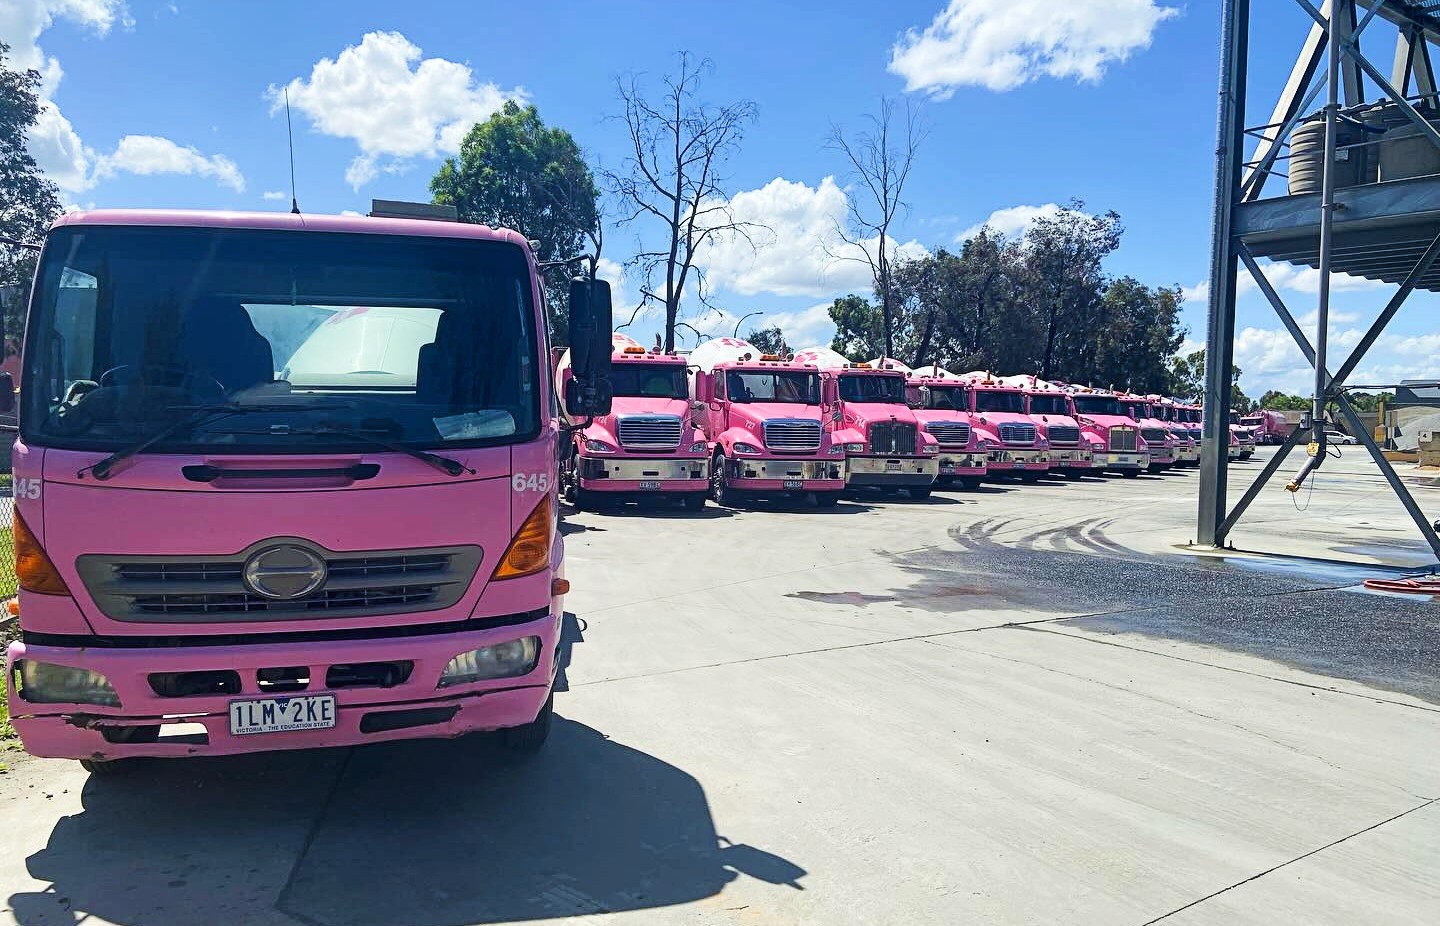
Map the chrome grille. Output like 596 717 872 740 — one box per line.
616 415 683 450
925 421 971 446
78 544 483 623
868 421 917 455
1109 427 1138 451
762 418 822 452
1046 425 1080 445
998 422 1037 444
1141 427 1169 443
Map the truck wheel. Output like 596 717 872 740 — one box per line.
680 492 706 512
908 487 932 500
960 476 983 491
1019 472 1041 484
711 454 743 508
813 491 840 508
80 758 137 777
1120 469 1140 478
1064 470 1085 480
497 692 553 757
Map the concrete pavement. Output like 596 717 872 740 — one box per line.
1 450 1436 925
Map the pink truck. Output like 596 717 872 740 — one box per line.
959 373 1050 483
557 333 708 510
687 338 846 507
1240 409 1292 445
1228 412 1257 459
792 347 939 499
904 370 989 490
1020 381 1096 479
4 205 615 773
1068 388 1151 477
1151 397 1200 467
1118 394 1177 473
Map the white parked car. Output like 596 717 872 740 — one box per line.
1324 429 1358 445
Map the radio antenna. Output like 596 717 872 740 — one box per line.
284 87 301 215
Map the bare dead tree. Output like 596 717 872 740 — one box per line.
827 98 925 362
607 53 759 352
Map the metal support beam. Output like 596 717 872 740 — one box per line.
1243 1 1327 201
1199 0 1250 547
1216 426 1312 540
1334 394 1440 559
1335 0 1366 104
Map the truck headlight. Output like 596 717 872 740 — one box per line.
975 438 990 451
844 443 865 453
1036 439 1049 450
922 444 939 453
437 637 541 687
584 439 616 453
17 660 121 707
827 444 845 455
687 441 708 454
733 442 761 455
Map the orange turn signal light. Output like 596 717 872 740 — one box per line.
14 511 70 595
493 495 553 580
551 578 571 596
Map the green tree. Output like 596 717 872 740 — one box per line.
1 42 61 347
430 101 599 340
828 294 883 359
744 326 786 355
1089 278 1186 394
1259 390 1310 410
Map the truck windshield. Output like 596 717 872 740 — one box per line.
611 364 687 399
726 370 820 404
1240 415 1262 426
1028 395 1070 416
1072 395 1123 416
22 225 539 452
1121 402 1148 419
974 390 1024 413
909 385 966 410
838 374 904 403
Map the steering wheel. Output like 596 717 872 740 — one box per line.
98 364 227 400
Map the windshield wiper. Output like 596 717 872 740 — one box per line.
78 402 352 480
210 423 475 477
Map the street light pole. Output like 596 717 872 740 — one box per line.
733 312 760 338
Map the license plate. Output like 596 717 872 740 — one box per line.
637 480 661 490
783 479 804 489
885 460 902 472
229 695 337 736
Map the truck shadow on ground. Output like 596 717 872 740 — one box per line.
11 718 805 926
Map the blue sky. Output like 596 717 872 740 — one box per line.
7 0 1435 396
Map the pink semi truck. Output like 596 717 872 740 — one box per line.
1240 409 1292 445
1019 380 1096 479
1069 388 1152 477
1117 394 1178 473
904 368 989 490
557 333 708 510
793 347 939 499
959 373 1050 483
687 338 846 507
1151 397 1200 468
5 206 615 772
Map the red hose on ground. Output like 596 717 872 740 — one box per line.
1363 577 1440 595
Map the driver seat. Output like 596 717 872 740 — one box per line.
179 297 274 394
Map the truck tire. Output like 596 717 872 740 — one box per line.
497 692 553 757
813 491 841 508
1019 472 1041 484
960 476 983 491
1120 469 1140 478
711 453 744 508
81 758 137 777
680 492 706 511
908 487 932 500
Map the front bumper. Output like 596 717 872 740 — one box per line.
723 457 845 492
1046 446 1094 469
6 609 558 761
1176 445 1200 464
1103 452 1151 470
937 452 986 477
846 456 939 488
986 447 1049 471
579 455 708 494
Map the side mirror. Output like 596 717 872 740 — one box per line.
0 371 13 415
567 278 613 417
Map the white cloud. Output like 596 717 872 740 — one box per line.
957 202 1071 241
761 302 837 349
338 209 362 217
262 190 287 201
890 0 1178 97
1183 261 1386 307
91 135 244 191
272 31 524 189
695 176 927 299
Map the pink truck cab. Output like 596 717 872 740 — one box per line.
959 374 1049 482
1022 384 1096 479
1240 409 1289 445
557 333 707 510
4 206 616 773
1151 397 1200 467
904 371 988 490
1069 389 1152 477
1118 395 1177 473
792 347 939 499
1228 411 1257 459
687 338 846 507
